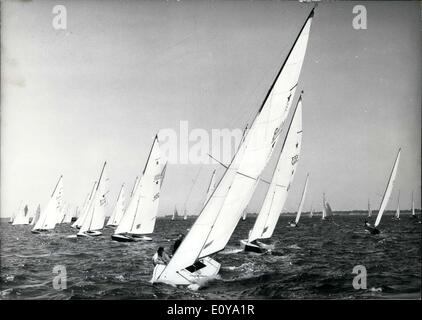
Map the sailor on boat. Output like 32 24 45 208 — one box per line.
364 220 380 235
171 234 185 256
153 247 171 266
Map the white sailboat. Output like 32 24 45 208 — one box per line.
242 210 247 221
72 181 97 229
32 175 64 233
30 204 41 226
77 162 109 237
172 206 178 221
12 203 30 225
309 205 313 218
151 8 315 287
183 208 187 221
112 135 167 242
411 191 417 218
289 173 309 227
242 94 303 253
392 190 400 220
368 199 372 218
365 148 401 234
106 184 126 227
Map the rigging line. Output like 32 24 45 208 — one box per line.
184 165 203 211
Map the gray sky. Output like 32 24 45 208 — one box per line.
1 0 421 218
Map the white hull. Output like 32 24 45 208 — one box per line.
151 256 220 288
240 239 273 254
111 233 152 242
77 230 102 237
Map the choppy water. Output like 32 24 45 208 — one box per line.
1 215 421 299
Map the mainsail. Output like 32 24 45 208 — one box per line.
107 184 126 226
33 175 64 231
157 9 314 281
78 162 109 234
248 95 303 242
374 148 401 227
295 173 309 224
368 199 372 217
114 136 166 235
172 207 178 221
72 181 97 228
322 193 327 219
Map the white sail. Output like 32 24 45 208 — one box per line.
242 210 247 221
107 184 126 226
412 192 415 216
183 208 187 220
115 136 166 235
204 170 217 206
325 201 333 217
33 175 64 231
30 204 41 226
172 207 177 221
295 174 309 224
322 193 327 219
156 10 314 281
130 138 166 235
374 148 401 227
248 96 303 242
310 206 313 218
12 203 29 225
72 182 97 228
79 162 109 233
368 199 372 217
395 191 400 219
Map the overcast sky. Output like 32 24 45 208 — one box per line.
1 0 421 218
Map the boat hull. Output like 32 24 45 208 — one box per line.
31 229 52 234
365 226 380 235
111 233 152 242
151 256 220 288
240 239 270 254
77 230 102 237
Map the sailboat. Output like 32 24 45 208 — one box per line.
368 199 372 218
242 210 247 221
112 135 167 242
183 208 187 220
365 148 401 235
72 206 79 222
288 173 309 227
151 8 315 287
392 190 400 220
12 203 30 225
72 181 97 229
63 203 74 224
242 94 303 253
77 162 109 237
172 207 178 221
30 204 41 226
410 191 417 219
309 205 313 218
32 175 64 234
106 184 126 227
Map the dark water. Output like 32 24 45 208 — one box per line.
1 215 421 300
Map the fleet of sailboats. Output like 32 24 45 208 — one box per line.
5 6 420 294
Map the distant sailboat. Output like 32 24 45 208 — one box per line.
392 190 400 220
172 206 178 221
365 148 401 235
242 210 247 221
183 208 187 221
30 204 41 226
77 162 109 237
368 199 372 218
151 8 315 287
32 175 64 233
112 135 167 242
411 191 417 219
106 184 126 227
63 203 74 224
309 205 313 218
289 173 309 227
12 202 30 225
